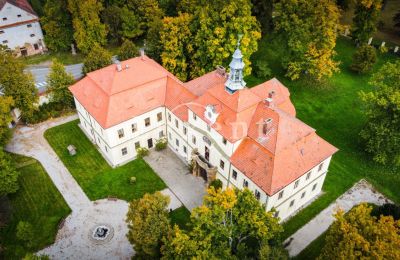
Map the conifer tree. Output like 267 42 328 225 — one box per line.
47 59 75 107
352 0 382 44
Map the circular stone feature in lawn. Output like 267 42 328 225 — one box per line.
89 224 114 244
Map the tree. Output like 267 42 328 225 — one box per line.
101 5 123 44
160 13 193 81
0 149 19 197
319 204 400 259
127 0 164 33
119 7 143 40
47 59 75 107
394 9 400 35
0 47 38 120
118 40 138 61
16 221 34 248
68 0 108 54
41 0 74 51
126 192 170 259
161 188 286 259
350 44 377 73
274 0 341 81
352 0 382 44
82 45 112 74
251 0 273 33
0 96 14 146
146 17 163 62
359 60 400 166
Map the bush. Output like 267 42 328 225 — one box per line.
118 39 138 61
82 45 112 74
136 147 149 158
379 45 388 54
350 45 377 73
254 59 272 79
130 176 136 185
16 221 34 248
208 179 223 190
155 137 168 151
23 101 73 124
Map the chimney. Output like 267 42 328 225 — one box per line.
140 48 145 60
264 91 275 107
114 58 122 72
216 65 226 77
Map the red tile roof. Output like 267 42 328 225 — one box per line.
0 0 37 16
70 56 338 195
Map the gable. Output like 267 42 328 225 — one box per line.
0 1 37 28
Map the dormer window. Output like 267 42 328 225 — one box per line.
204 104 219 124
263 118 273 135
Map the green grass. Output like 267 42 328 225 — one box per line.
44 120 167 201
169 206 191 230
19 51 85 66
246 35 400 242
293 232 327 260
0 154 71 259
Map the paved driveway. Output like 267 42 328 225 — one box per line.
144 149 206 210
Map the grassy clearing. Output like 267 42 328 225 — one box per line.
44 120 166 201
0 154 71 259
169 206 191 230
246 35 400 241
20 51 85 66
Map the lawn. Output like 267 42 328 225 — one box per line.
246 35 400 243
44 120 166 201
20 51 85 66
0 154 71 259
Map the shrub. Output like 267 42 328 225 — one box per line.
350 45 377 73
136 147 149 158
379 45 388 54
155 137 168 151
254 59 272 79
208 179 223 190
130 176 136 185
16 221 34 248
82 45 112 74
118 39 138 61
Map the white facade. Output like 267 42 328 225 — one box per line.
0 2 45 56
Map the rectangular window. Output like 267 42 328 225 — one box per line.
145 118 150 127
219 160 225 170
30 34 35 37
159 131 164 138
176 139 179 147
306 172 311 180
318 163 324 172
312 183 317 191
222 137 227 145
17 14 21 17
135 142 140 149
301 191 306 199
27 24 32 28
157 112 162 122
0 30 4 34
289 200 295 207
118 129 124 138
207 125 211 132
192 136 196 144
183 146 187 154
232 170 237 180
2 17 7 21
278 191 284 200
193 113 197 120
2 40 7 44
147 138 153 148
168 113 171 122
294 180 299 189
105 146 108 152
131 123 137 133
33 43 39 50
169 133 172 140
255 190 261 200
183 127 187 135
175 119 179 128
121 147 127 155
243 180 248 188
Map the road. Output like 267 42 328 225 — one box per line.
26 63 83 94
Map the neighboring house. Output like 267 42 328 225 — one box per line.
0 0 45 56
70 47 338 221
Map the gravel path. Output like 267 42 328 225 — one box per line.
6 115 134 259
284 179 391 257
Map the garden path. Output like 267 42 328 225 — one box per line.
284 179 391 257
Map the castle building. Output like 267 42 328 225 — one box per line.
70 46 337 221
0 0 45 56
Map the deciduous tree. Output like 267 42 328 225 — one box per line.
127 0 164 33
118 40 138 61
350 44 377 73
319 204 400 259
359 60 400 167
274 0 341 81
0 47 38 120
162 188 286 259
126 192 170 259
0 96 14 146
251 0 273 33
41 0 73 51
68 0 107 54
0 150 19 197
352 0 382 44
47 59 75 107
82 45 112 74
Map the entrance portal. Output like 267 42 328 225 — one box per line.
199 168 207 182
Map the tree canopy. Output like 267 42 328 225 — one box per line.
359 60 400 167
352 0 382 44
0 96 14 146
82 45 112 74
350 44 377 73
319 203 400 259
0 150 19 197
118 39 138 61
274 0 341 81
161 188 286 259
47 59 75 107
